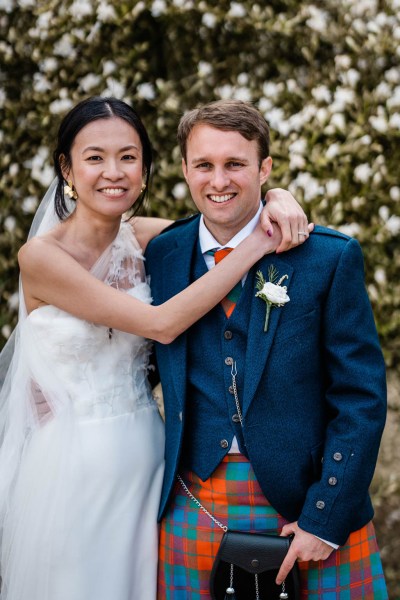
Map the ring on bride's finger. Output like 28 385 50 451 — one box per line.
298 231 307 236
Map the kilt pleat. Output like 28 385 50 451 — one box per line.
158 455 387 599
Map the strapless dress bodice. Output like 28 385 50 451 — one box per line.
25 281 155 418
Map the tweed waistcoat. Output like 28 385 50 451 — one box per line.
181 242 254 480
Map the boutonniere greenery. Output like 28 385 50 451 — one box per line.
255 266 290 332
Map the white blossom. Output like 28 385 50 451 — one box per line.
1 325 12 340
172 183 187 200
30 147 55 187
389 186 400 201
216 84 233 99
151 0 166 17
102 60 117 76
198 61 212 77
306 6 329 33
331 87 356 111
374 268 387 284
335 54 351 70
289 138 307 155
386 215 400 235
136 82 156 100
22 196 38 214
266 107 285 129
290 172 323 202
49 98 73 114
262 81 282 100
80 73 101 93
0 0 14 12
102 78 125 99
312 85 331 104
316 108 329 124
289 154 306 170
330 113 346 131
19 0 35 7
7 292 19 311
237 72 249 86
326 179 341 197
0 88 6 108
385 67 400 84
387 85 400 109
379 205 390 221
33 73 52 93
4 216 16 232
97 1 117 22
258 97 273 113
69 0 92 19
369 114 388 133
375 81 392 100
233 87 252 102
389 112 400 129
359 134 372 145
54 34 76 58
343 68 361 88
228 2 247 18
202 12 217 27
326 142 340 159
354 163 372 183
40 57 58 72
9 164 18 177
338 222 361 237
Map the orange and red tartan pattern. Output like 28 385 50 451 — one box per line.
157 455 388 599
211 248 242 318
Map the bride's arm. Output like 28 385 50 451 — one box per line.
19 224 281 344
130 216 173 251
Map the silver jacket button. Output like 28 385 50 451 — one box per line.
232 414 241 423
224 330 233 340
220 439 229 449
328 476 338 486
225 357 234 366
316 500 325 510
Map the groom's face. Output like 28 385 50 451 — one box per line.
182 124 272 245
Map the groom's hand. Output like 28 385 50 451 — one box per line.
261 188 314 253
276 521 334 584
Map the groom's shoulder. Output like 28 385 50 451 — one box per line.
147 213 200 251
310 224 356 251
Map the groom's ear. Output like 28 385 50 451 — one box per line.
181 158 189 183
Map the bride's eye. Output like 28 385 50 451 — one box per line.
86 155 103 161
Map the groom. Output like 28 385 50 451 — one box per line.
145 100 387 598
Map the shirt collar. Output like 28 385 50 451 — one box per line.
199 202 263 254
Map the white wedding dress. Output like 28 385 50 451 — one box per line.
0 223 165 600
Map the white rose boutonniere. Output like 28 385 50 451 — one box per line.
255 266 290 332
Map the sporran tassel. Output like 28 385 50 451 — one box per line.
224 564 236 599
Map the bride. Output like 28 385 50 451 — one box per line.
0 96 308 600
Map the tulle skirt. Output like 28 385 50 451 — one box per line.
1 406 165 600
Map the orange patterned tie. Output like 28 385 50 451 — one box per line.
212 248 242 317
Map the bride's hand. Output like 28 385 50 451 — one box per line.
247 221 282 258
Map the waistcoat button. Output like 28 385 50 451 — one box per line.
224 330 233 340
225 357 234 366
333 452 343 461
316 500 325 509
232 413 240 423
220 439 229 449
328 477 337 486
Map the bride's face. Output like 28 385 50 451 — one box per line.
64 117 144 218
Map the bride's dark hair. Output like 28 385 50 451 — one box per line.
53 96 153 220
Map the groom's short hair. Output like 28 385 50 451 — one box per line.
177 99 270 165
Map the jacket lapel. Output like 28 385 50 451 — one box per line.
162 217 200 406
242 254 294 416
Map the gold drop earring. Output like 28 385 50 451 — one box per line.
64 180 78 200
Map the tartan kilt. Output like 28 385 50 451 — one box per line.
158 455 388 599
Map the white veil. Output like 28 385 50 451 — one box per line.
0 179 77 599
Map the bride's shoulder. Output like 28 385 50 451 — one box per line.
18 229 68 273
128 216 173 252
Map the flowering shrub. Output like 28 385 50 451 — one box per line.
0 1 399 591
